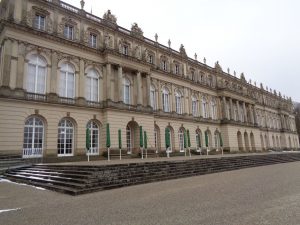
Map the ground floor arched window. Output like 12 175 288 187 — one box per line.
23 116 44 158
126 125 132 153
87 121 99 155
178 128 185 152
58 119 74 156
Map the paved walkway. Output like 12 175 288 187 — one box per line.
47 151 299 166
0 161 299 225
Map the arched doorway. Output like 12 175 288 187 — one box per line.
58 118 74 156
244 132 250 151
166 125 175 152
126 121 139 154
86 120 100 155
154 124 161 152
237 131 243 151
205 129 212 148
178 127 185 152
195 129 202 150
250 132 255 151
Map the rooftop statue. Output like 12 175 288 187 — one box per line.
103 10 117 24
214 61 222 72
179 44 187 57
131 23 143 38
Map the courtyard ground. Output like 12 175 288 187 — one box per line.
0 161 299 225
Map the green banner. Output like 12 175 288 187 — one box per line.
118 129 122 149
205 131 209 147
165 128 170 148
219 133 223 147
86 128 90 151
187 129 191 148
139 126 143 148
144 131 147 149
106 123 111 148
184 130 187 149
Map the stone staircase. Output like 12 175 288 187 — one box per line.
0 154 31 174
3 153 300 195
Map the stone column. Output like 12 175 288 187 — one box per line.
1 39 12 87
222 96 227 119
9 40 18 89
243 102 247 123
49 51 58 95
157 80 162 110
78 59 85 99
184 88 189 114
118 66 123 102
146 73 151 107
137 71 142 105
106 63 111 100
16 43 25 90
253 105 257 125
229 98 233 120
236 100 240 122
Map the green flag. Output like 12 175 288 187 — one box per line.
205 131 209 147
118 129 122 149
219 133 223 147
165 128 170 148
144 131 147 149
86 128 91 151
139 126 143 148
106 123 111 148
187 129 191 148
184 130 187 149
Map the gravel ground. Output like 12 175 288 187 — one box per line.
0 162 299 225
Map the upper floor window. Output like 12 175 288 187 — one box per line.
89 33 97 48
59 63 75 98
162 60 167 71
148 54 154 64
150 85 157 110
175 64 180 75
175 90 183 114
123 78 130 104
202 97 208 118
211 100 217 120
64 25 74 40
27 55 47 94
191 70 195 81
192 96 198 117
86 69 99 102
122 45 129 55
162 87 170 112
34 14 45 30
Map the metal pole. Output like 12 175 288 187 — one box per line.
141 147 144 159
189 148 191 157
146 148 148 159
167 147 170 158
120 148 122 160
108 147 110 161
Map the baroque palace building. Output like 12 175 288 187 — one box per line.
0 0 298 159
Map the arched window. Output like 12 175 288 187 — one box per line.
211 99 217 119
27 55 47 94
59 63 75 98
191 96 198 117
123 78 131 104
196 129 202 149
58 119 74 156
86 69 99 102
191 70 195 81
126 125 132 153
214 131 220 148
178 128 185 152
161 59 167 71
234 104 238 121
175 90 183 114
202 97 208 118
87 121 99 155
23 117 44 158
162 87 170 112
150 85 157 110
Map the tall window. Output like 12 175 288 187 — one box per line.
234 105 238 121
123 78 130 104
23 117 44 158
150 85 157 110
196 130 202 149
202 97 208 118
64 25 74 40
86 69 99 102
126 125 132 153
27 55 47 94
175 91 182 114
192 96 198 117
214 132 220 148
211 99 217 119
87 121 99 155
162 60 167 71
59 63 75 98
240 105 244 122
175 64 179 75
162 87 170 112
154 128 158 150
57 119 74 156
34 14 45 30
122 45 129 55
89 33 97 48
178 128 185 152
148 54 154 64
191 70 195 81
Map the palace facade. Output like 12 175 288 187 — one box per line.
0 0 298 159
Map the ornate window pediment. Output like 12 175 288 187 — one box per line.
58 17 79 41
24 6 53 33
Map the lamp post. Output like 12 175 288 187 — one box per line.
118 129 122 160
140 126 144 159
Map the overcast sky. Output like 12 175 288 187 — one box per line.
64 0 300 102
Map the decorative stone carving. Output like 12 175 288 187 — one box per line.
155 33 158 42
214 61 222 72
179 44 187 57
103 10 117 26
58 17 79 40
131 23 143 38
194 53 197 61
133 45 141 59
240 73 246 82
